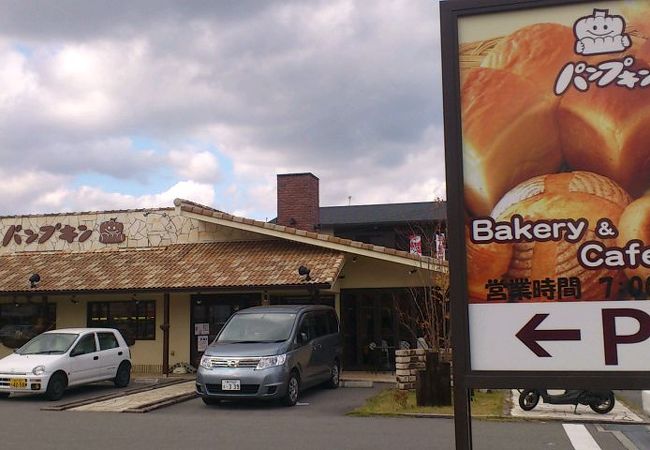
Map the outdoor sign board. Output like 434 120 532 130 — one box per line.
440 0 650 447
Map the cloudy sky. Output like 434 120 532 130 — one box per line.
0 0 444 220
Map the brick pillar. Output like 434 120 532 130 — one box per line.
276 173 320 231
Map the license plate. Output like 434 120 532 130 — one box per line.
9 378 27 389
222 379 240 391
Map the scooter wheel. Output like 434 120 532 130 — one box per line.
519 389 540 411
590 392 615 414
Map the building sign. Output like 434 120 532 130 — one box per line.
98 218 126 244
409 235 422 256
2 218 125 248
443 0 650 376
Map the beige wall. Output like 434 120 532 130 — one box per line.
338 256 434 289
169 293 191 367
0 292 192 373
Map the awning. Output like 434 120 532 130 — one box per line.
0 240 344 294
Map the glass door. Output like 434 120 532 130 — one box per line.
190 293 260 368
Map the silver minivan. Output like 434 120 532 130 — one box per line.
196 305 342 406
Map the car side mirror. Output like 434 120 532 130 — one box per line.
298 332 309 345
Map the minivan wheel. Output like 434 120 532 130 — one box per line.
325 361 340 389
45 373 67 401
283 371 300 406
114 362 131 388
202 396 221 406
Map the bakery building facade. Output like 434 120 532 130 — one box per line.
0 191 446 374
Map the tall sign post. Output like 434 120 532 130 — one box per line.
440 0 650 448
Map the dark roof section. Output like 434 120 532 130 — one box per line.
319 201 446 226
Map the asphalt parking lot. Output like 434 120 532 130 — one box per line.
2 382 643 450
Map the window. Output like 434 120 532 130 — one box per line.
326 310 339 334
297 315 313 343
0 303 56 349
87 301 156 341
312 312 329 338
72 334 97 356
97 332 119 350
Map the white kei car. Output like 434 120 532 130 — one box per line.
0 328 132 401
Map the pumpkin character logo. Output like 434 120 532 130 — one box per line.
99 218 126 244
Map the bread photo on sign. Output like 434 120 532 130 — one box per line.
622 1 650 39
461 67 562 217
466 225 512 302
618 195 650 280
488 171 631 301
557 77 650 198
480 23 576 91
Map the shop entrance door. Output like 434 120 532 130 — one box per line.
189 294 260 368
340 290 399 371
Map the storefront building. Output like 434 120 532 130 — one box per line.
0 198 446 373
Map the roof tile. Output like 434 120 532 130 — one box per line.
0 241 344 294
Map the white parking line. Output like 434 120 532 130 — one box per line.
563 424 601 450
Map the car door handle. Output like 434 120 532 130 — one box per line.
93 356 99 360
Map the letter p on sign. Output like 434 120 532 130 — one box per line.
602 308 650 365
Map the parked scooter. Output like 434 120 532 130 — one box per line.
518 389 615 414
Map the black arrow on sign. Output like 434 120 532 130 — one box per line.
515 313 581 357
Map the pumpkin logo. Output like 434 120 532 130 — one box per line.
99 218 126 244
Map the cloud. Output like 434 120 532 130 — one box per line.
0 0 445 219
168 148 220 183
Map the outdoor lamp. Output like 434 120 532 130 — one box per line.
29 273 40 289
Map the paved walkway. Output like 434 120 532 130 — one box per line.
509 390 644 423
70 381 196 412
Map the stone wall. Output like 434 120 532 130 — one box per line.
395 348 426 390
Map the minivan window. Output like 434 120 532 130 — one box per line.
217 313 296 343
297 314 314 343
312 312 329 338
326 311 339 334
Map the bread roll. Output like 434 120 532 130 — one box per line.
481 23 575 91
636 37 650 65
558 82 650 197
462 68 562 216
618 195 650 280
466 226 512 303
622 1 650 39
492 171 630 301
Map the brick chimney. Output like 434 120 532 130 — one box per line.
276 173 320 231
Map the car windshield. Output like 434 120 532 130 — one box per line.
16 333 79 355
217 313 296 343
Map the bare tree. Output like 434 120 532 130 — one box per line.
394 212 451 359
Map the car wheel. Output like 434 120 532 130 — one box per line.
325 361 340 389
282 371 300 407
45 372 67 401
0 392 9 399
114 362 131 388
202 396 221 406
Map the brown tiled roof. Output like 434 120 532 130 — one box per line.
174 198 448 270
0 241 344 294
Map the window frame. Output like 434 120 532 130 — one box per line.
87 300 156 341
